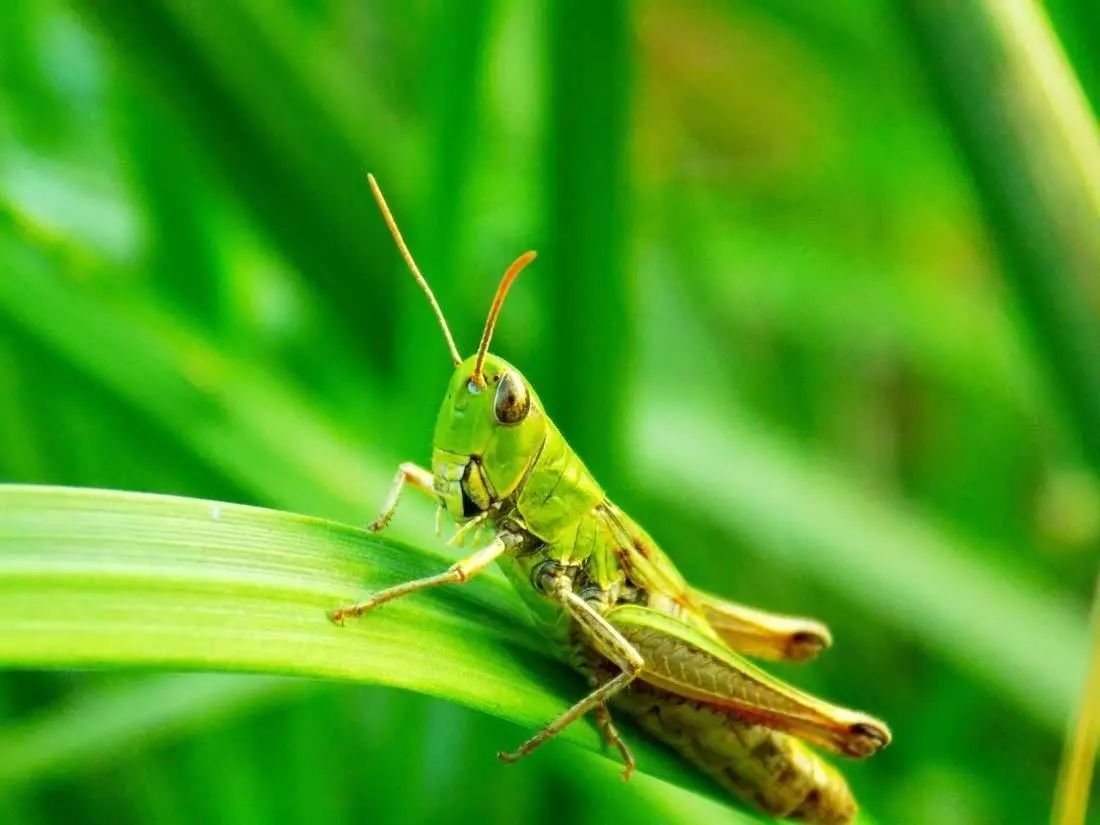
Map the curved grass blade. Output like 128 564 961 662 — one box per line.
0 483 803 818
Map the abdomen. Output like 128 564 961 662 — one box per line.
613 681 857 824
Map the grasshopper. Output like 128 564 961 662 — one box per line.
332 175 891 824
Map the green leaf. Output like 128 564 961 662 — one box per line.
0 483 775 822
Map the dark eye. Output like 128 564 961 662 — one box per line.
493 371 530 424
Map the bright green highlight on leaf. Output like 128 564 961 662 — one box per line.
0 482 796 819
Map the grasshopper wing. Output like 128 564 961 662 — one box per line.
606 604 890 759
601 503 691 604
603 504 831 661
689 587 832 662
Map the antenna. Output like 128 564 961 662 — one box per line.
367 174 462 367
472 250 537 384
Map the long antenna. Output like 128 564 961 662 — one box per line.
367 173 462 367
472 250 537 384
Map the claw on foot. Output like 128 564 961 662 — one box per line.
330 603 372 625
497 750 519 764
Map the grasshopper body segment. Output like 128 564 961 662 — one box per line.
614 681 857 824
333 177 891 824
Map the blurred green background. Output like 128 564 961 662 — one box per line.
1 1 1099 824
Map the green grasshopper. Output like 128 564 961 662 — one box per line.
332 175 891 824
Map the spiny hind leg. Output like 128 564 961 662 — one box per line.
498 588 643 767
595 702 635 780
330 534 511 624
607 604 890 759
368 462 435 533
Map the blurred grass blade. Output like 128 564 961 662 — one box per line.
897 0 1100 471
683 214 1046 414
0 674 303 787
0 483 780 815
397 0 494 451
635 400 1089 732
70 0 401 361
1045 1 1100 113
540 0 630 480
897 3 1100 814
0 207 384 522
1051 573 1100 825
0 676 769 825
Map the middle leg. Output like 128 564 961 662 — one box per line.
595 702 635 780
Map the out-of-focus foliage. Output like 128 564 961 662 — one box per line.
0 1 1097 824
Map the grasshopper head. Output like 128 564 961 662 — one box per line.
432 353 546 521
366 174 544 522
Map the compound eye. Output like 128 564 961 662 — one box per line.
493 370 530 425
